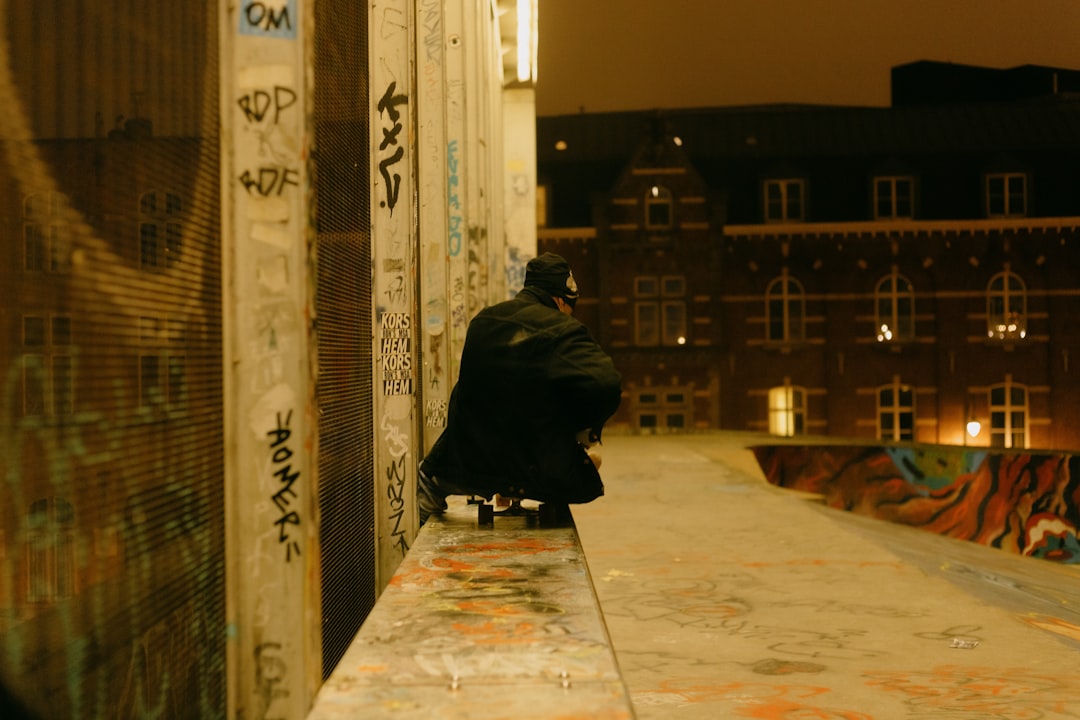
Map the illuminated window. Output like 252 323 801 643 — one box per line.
634 275 686 346
139 190 184 270
874 176 913 219
645 185 673 230
764 179 804 222
875 270 915 343
766 273 805 343
986 173 1026 217
26 497 75 603
989 377 1028 449
986 270 1026 341
877 378 914 441
768 385 805 437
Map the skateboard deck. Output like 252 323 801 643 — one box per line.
474 497 571 527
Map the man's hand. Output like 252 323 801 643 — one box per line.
587 450 602 470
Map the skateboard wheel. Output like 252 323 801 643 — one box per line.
540 503 568 527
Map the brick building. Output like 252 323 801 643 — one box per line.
537 62 1080 450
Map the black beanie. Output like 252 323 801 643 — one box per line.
524 252 579 306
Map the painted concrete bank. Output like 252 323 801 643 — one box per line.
308 502 634 719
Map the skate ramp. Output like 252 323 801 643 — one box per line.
753 444 1080 563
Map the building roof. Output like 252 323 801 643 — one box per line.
537 98 1080 166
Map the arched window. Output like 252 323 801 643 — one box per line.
989 376 1028 449
765 273 805 343
987 269 1026 341
768 384 805 437
644 185 673 230
877 377 914 441
875 269 915 343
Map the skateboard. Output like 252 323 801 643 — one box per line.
472 496 570 527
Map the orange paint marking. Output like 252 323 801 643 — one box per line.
450 620 540 645
645 680 872 719
1022 613 1080 642
447 537 574 558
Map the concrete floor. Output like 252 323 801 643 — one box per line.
573 433 1080 719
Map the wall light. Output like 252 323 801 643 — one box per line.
516 0 534 83
966 419 982 438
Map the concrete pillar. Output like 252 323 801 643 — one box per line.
445 0 469 379
220 0 321 716
416 0 452 454
369 0 421 590
502 87 538 297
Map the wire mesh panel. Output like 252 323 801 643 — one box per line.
0 2 225 718
314 0 377 680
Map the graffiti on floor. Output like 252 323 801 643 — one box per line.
864 665 1080 716
632 679 873 719
753 445 1080 563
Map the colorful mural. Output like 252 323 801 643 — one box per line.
752 445 1080 563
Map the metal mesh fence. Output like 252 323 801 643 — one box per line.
0 0 377 714
0 3 225 717
313 0 376 681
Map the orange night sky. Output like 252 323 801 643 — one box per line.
535 0 1080 116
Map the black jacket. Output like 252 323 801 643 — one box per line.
421 286 622 503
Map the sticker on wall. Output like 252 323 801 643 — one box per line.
381 312 414 395
239 1 298 39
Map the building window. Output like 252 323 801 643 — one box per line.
26 497 75 603
765 273 805 343
636 388 690 432
878 378 914 441
645 185 673 230
989 377 1028 449
24 192 69 273
768 384 805 437
874 176 913 219
635 275 687 346
139 190 184 270
138 315 187 411
22 315 73 417
987 270 1026 341
875 270 915 343
986 173 1026 217
764 179 804 222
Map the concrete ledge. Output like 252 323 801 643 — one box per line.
307 498 636 719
